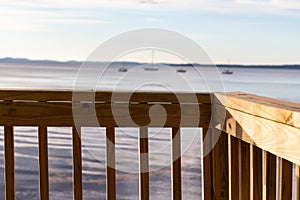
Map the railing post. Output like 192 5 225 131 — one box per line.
172 128 182 200
106 127 116 200
202 127 212 200
295 165 300 200
72 127 82 200
229 136 241 200
263 151 276 200
38 126 49 200
4 126 15 200
278 158 292 200
139 127 149 200
252 145 262 200
212 130 229 199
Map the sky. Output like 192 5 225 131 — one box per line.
0 0 300 64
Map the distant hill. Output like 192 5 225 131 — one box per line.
1 57 300 69
0 57 80 64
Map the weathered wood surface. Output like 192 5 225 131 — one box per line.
0 102 211 127
0 89 211 103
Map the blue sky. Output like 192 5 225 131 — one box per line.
0 0 300 64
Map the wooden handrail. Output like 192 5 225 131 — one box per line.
1 89 300 199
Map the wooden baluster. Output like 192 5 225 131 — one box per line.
106 127 116 200
229 136 241 200
202 128 212 200
212 130 229 199
38 126 49 200
295 165 300 200
72 127 82 200
263 151 276 200
241 141 250 200
139 127 149 200
4 126 15 200
252 145 262 200
278 158 292 200
172 128 181 200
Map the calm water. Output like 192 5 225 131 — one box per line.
0 62 299 199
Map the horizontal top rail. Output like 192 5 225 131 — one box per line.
0 89 211 104
215 92 300 128
214 92 300 165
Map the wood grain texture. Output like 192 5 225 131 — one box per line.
202 128 212 200
212 131 229 200
139 127 149 200
172 128 182 200
72 127 82 200
0 102 211 127
4 126 15 200
106 127 116 200
215 92 300 128
214 104 300 166
0 89 211 103
252 145 262 200
278 158 292 200
38 126 49 200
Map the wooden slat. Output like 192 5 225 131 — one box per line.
215 92 300 129
214 104 300 166
253 145 262 200
212 131 229 199
72 127 82 200
241 141 250 200
0 90 211 103
106 127 116 200
295 165 300 200
264 152 276 200
38 126 49 200
202 128 212 200
4 126 15 200
230 136 240 200
0 102 211 127
139 127 149 200
172 128 182 200
278 158 292 200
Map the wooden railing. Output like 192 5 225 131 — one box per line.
0 89 299 199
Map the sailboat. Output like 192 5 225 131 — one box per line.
222 69 233 74
222 58 233 74
176 68 186 73
118 62 128 72
144 49 159 71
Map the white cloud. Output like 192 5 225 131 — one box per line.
0 0 299 32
